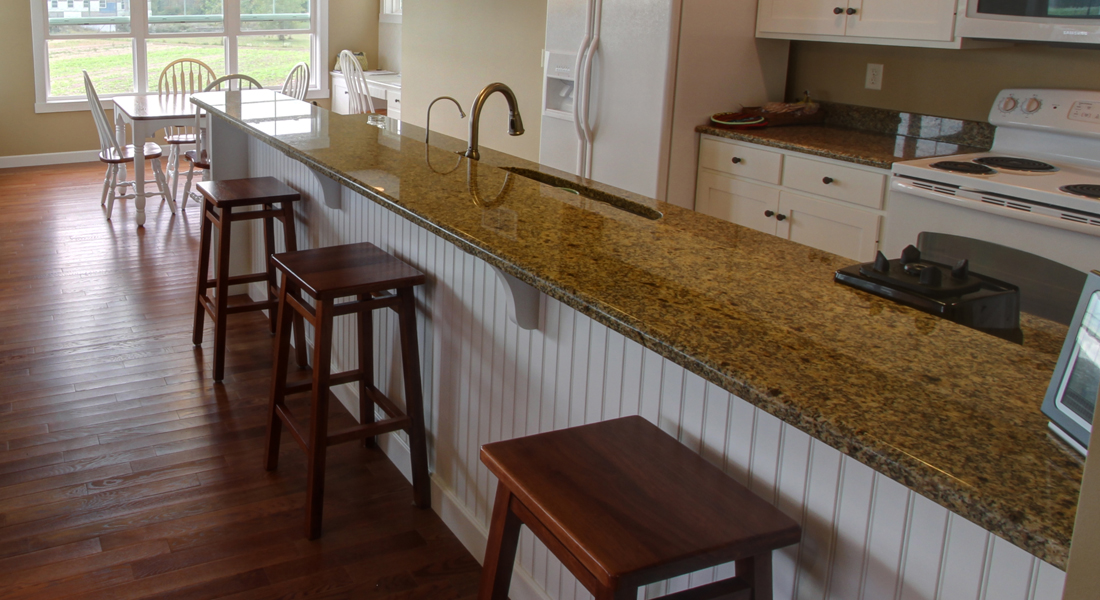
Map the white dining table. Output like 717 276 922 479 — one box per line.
112 94 198 226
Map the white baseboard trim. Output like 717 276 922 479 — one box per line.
0 150 100 169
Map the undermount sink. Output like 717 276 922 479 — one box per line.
499 167 662 221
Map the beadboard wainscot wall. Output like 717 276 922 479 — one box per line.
245 137 1066 600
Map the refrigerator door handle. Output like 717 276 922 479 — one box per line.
573 0 597 177
578 0 603 179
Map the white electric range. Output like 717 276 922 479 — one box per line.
883 88 1100 275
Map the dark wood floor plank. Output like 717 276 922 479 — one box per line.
0 163 481 599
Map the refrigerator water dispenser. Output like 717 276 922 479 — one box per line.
543 52 577 121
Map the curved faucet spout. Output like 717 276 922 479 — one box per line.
465 83 525 161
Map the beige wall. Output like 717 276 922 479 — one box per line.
378 22 400 72
787 41 1100 122
0 0 378 158
402 0 546 162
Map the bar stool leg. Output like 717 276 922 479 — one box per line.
262 205 278 334
279 202 310 371
396 287 430 508
304 299 335 540
477 484 523 600
264 277 296 472
357 294 376 448
192 198 214 346
212 205 234 382
736 553 773 600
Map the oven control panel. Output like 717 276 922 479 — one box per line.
990 88 1100 138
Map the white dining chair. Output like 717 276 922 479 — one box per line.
84 71 170 220
177 74 264 210
337 50 376 115
280 62 311 101
157 58 217 205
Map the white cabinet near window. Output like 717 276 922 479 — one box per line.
695 135 883 262
756 0 963 47
330 71 401 117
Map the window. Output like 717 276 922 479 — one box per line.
30 0 329 111
379 0 400 24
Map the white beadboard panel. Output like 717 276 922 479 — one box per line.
246 137 1065 600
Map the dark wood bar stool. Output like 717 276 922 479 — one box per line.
478 416 802 600
264 242 431 540
192 176 308 382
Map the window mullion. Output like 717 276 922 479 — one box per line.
133 0 148 93
225 0 240 77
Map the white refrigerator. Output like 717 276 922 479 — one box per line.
539 0 789 208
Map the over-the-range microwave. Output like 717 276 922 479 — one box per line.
957 0 1100 44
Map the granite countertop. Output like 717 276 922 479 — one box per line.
192 90 1081 568
696 102 996 170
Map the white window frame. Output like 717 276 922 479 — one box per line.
30 0 329 113
379 0 401 24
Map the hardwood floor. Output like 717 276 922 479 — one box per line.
0 163 482 599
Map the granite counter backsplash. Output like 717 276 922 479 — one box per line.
697 102 994 170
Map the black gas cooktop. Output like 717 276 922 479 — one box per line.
835 245 1022 342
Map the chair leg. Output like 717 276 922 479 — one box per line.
279 204 309 371
154 158 178 214
477 484 523 600
304 300 335 540
357 297 376 448
180 160 196 211
212 206 233 382
100 165 111 207
397 287 430 509
105 164 119 220
265 276 297 472
262 210 278 334
736 553 773 600
192 199 215 346
167 144 180 205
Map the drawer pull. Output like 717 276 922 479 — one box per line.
822 177 834 185
833 6 844 14
846 7 857 14
732 157 742 164
776 213 788 221
764 210 775 218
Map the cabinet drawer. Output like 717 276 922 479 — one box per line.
699 137 783 184
778 191 881 262
782 154 886 209
695 171 780 235
387 90 401 120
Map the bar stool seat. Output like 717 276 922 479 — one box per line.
192 176 307 382
264 242 431 540
478 416 802 600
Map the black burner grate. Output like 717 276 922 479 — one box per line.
1061 184 1100 199
973 156 1058 172
930 161 997 175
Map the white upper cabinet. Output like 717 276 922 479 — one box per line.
757 0 964 47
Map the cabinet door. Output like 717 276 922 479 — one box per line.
757 0 846 36
331 73 350 115
777 191 881 261
844 0 957 41
696 171 780 235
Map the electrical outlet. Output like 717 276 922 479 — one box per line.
865 63 883 90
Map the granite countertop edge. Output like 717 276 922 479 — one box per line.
196 98 1073 569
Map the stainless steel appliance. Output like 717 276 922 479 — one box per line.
958 0 1100 44
1042 271 1100 454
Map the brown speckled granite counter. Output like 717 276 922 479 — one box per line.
193 90 1080 569
697 102 995 169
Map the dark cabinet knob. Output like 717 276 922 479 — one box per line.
833 6 844 14
732 157 742 164
822 177 834 184
764 210 775 217
846 7 857 14
776 213 788 221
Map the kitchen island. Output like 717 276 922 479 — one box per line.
193 90 1076 600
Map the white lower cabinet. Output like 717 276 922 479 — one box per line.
696 135 884 262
